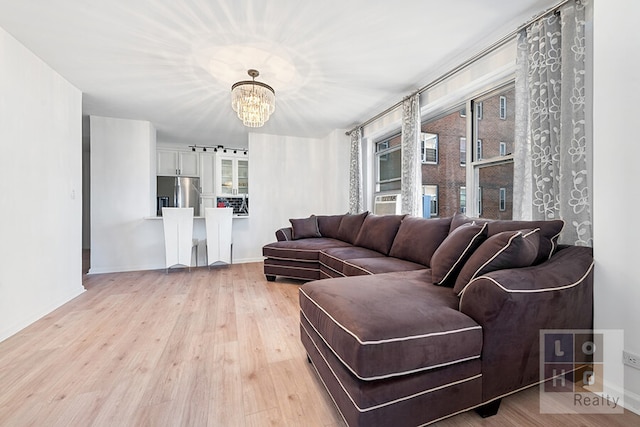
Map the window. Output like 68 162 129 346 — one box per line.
459 107 466 117
420 108 467 218
375 135 401 192
459 186 466 214
423 185 438 217
471 86 515 219
499 96 507 120
421 133 438 164
476 102 483 120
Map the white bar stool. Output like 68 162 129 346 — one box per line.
161 207 195 272
204 207 233 267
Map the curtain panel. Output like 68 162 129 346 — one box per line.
515 0 591 246
348 127 364 214
400 93 422 217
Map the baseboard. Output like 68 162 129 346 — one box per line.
87 258 265 274
593 380 640 415
0 286 85 343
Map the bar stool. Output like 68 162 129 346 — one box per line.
204 207 233 267
161 207 195 272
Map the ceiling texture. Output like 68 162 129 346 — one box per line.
0 0 558 146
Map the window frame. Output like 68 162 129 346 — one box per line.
374 135 402 193
499 95 507 120
420 132 438 164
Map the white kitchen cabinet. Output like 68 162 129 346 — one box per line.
199 152 216 196
216 154 248 196
157 149 199 176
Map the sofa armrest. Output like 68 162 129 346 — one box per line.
458 245 594 401
275 227 293 241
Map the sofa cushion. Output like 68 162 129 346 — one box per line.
449 212 563 265
388 216 452 267
354 214 405 255
431 222 488 286
289 215 321 240
320 246 385 276
336 211 369 244
299 270 483 380
342 256 428 276
262 238 352 261
453 228 540 295
317 214 346 239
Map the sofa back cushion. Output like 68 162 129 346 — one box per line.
354 214 405 255
289 215 321 240
453 228 540 295
449 212 563 265
431 222 488 286
336 211 369 244
317 214 346 239
388 216 452 267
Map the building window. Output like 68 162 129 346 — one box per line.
499 96 507 120
476 139 483 160
459 186 466 214
476 102 483 120
375 135 401 192
459 107 466 117
499 142 507 156
460 137 467 166
499 187 507 211
421 133 438 164
423 185 438 217
477 187 483 216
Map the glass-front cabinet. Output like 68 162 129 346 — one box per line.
217 155 248 196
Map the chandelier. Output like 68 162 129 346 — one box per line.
231 69 276 128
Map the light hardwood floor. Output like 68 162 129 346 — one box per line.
0 263 638 426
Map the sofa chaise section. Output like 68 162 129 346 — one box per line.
300 269 484 426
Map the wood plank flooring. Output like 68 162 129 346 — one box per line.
0 262 638 426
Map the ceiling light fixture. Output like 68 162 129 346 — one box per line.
231 69 275 128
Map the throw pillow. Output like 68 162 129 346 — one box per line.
453 228 540 296
289 215 321 240
431 222 488 286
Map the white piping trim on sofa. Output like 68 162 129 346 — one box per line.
265 255 317 263
436 223 488 285
319 263 345 278
276 229 289 241
301 288 481 345
300 307 480 381
302 321 482 414
458 259 595 310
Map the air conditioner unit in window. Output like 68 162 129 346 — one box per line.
374 194 402 215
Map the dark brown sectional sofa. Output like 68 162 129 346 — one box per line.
262 212 594 426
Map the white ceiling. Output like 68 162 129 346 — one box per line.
0 0 557 146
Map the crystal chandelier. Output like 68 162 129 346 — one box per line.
231 69 276 128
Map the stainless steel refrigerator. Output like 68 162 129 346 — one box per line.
157 176 201 216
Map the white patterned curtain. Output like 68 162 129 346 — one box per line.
348 127 364 214
514 0 591 246
400 93 422 217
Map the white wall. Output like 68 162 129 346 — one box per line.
0 27 84 341
593 0 640 414
246 130 350 257
89 116 162 273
